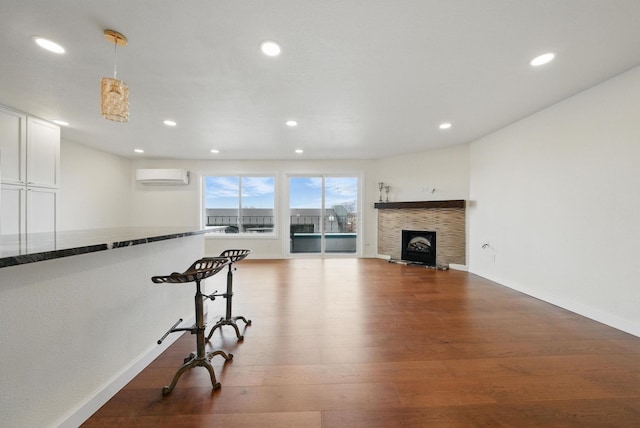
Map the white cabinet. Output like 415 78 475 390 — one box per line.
26 187 56 234
0 184 56 236
26 117 60 188
1 184 25 235
0 105 60 235
0 106 27 185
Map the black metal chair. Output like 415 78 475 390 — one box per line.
206 249 252 341
153 257 233 395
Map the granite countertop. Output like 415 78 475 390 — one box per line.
0 227 206 268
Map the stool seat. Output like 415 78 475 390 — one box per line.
153 257 233 395
220 248 251 264
207 249 252 341
152 257 230 284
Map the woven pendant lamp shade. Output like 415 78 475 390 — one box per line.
100 77 129 122
101 30 129 122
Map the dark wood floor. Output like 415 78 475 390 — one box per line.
83 259 640 427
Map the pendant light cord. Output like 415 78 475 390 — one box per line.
113 40 118 80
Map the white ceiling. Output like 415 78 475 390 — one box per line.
2 0 640 160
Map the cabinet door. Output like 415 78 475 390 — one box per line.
27 117 60 188
1 184 25 235
0 106 27 185
26 187 56 234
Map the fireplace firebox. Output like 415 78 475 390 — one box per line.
401 230 436 266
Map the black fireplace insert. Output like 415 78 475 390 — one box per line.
401 230 436 266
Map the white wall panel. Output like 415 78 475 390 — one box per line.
375 144 470 203
57 141 132 231
469 65 640 336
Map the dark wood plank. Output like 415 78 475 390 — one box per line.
82 259 640 427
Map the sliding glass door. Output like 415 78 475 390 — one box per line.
288 176 358 255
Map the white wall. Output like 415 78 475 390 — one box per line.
53 140 471 259
129 150 470 259
468 66 640 337
131 159 377 258
58 140 132 230
375 144 470 203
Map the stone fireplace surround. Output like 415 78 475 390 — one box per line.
375 200 466 266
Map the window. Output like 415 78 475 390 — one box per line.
203 176 275 234
288 176 358 254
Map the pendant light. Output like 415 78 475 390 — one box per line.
100 29 129 122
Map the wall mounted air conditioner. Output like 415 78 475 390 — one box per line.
135 169 189 185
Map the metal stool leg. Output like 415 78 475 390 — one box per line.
163 279 233 395
153 260 235 395
207 263 252 341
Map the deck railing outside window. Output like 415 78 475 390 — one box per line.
206 214 357 234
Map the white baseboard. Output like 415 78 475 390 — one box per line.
56 314 195 428
449 263 468 271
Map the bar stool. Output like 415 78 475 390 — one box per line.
206 249 251 341
153 257 233 395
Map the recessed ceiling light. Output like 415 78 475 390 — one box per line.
163 120 177 127
210 149 220 154
286 120 298 127
52 120 69 126
530 52 555 66
134 149 144 153
295 149 303 154
260 40 281 57
439 122 452 130
32 36 65 54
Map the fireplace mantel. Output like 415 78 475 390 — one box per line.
374 200 465 209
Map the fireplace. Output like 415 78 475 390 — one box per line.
401 230 436 266
376 200 465 266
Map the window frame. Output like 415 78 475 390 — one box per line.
286 174 361 256
202 174 277 238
